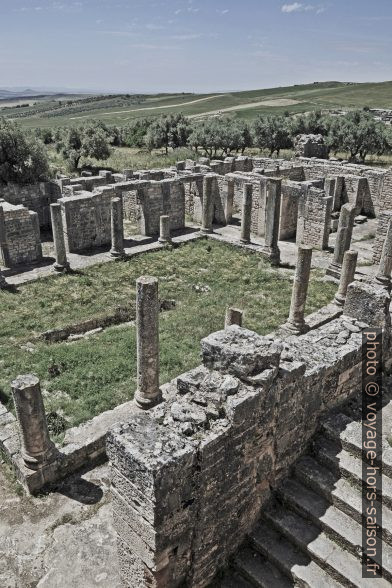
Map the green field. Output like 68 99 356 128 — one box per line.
3 81 392 129
0 240 336 433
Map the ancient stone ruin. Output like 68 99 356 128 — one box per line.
2 152 392 586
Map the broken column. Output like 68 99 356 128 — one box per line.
334 250 358 306
225 307 243 328
50 203 69 272
11 375 57 470
158 215 172 245
375 219 392 290
110 197 125 258
283 245 313 334
327 204 355 278
0 269 7 289
134 277 161 409
201 175 214 234
263 178 281 266
240 184 253 245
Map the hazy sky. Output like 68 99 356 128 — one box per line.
1 0 391 93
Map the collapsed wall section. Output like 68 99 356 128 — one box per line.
0 181 60 227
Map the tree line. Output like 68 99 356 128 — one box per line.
1 108 391 184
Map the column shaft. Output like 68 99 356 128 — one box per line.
135 277 161 409
158 215 171 244
240 184 253 244
286 245 313 334
12 375 56 470
50 203 69 271
264 178 281 265
376 219 392 288
110 197 125 257
334 250 358 306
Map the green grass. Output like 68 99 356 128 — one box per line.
0 240 336 428
5 81 392 129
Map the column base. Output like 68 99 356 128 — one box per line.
333 294 346 307
262 247 280 266
53 262 70 273
134 390 162 410
22 442 58 471
281 321 309 336
240 238 250 245
158 238 172 246
375 274 391 291
200 227 213 234
110 248 125 258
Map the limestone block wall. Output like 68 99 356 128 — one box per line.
0 181 60 227
183 176 204 222
107 310 371 588
296 187 332 250
60 188 114 252
138 180 186 236
297 157 386 216
342 175 367 214
1 202 42 266
378 168 392 213
225 172 267 235
69 175 109 192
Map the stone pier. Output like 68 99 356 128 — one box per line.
283 245 313 334
375 219 392 289
263 178 281 266
201 176 214 234
240 184 253 244
334 250 358 306
327 204 355 278
110 197 125 258
134 277 161 409
225 307 243 328
0 203 11 268
158 215 172 245
11 375 57 470
50 203 69 272
224 179 234 224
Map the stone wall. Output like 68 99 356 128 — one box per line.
280 181 301 240
60 188 114 253
296 186 333 250
107 289 385 587
373 210 392 263
1 201 42 266
0 181 60 227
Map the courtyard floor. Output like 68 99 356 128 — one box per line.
0 238 336 432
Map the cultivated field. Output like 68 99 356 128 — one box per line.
3 81 392 129
0 240 336 434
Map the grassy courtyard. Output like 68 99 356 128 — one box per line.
0 240 336 431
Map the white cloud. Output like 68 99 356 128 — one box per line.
281 3 325 14
217 9 229 15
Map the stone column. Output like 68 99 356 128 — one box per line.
225 307 243 328
327 204 355 278
263 178 281 266
30 211 43 261
334 250 358 306
110 197 125 258
158 215 172 245
240 184 253 245
0 203 11 268
375 219 392 289
11 375 57 470
135 277 161 409
201 176 214 234
50 203 69 272
123 169 133 180
284 245 313 334
224 179 234 224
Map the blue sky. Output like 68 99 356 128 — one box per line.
0 0 391 93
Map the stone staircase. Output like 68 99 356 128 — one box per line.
218 392 392 587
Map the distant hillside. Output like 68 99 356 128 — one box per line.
2 81 392 128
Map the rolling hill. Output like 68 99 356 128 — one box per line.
2 81 392 129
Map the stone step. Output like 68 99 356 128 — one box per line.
321 413 392 480
278 477 392 582
249 520 343 587
263 502 390 588
233 547 293 588
295 454 392 547
219 567 255 588
313 436 392 510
